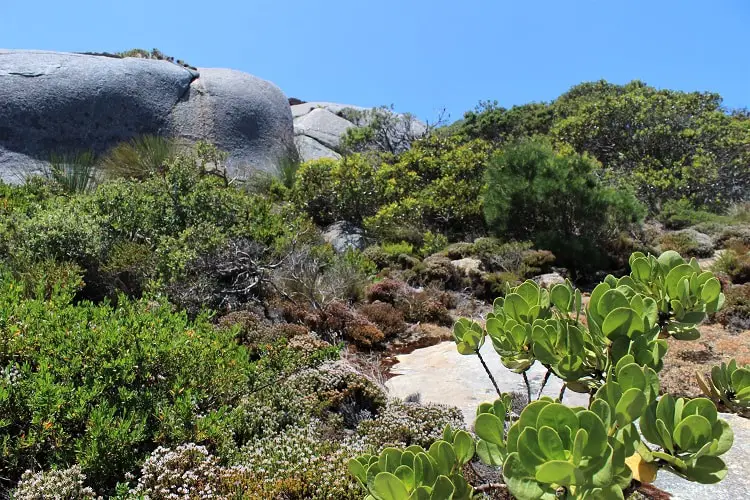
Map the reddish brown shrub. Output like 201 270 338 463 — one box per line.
359 301 407 337
346 317 386 347
365 279 407 304
396 290 453 326
322 301 355 332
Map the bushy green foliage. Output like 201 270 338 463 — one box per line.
455 100 554 143
12 199 107 266
365 136 492 241
551 80 750 210
455 80 750 214
349 426 475 499
293 155 380 226
484 140 645 274
658 199 727 230
0 270 337 494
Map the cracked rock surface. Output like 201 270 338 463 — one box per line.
0 49 294 181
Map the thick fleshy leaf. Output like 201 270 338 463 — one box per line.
452 430 475 465
431 475 455 499
684 455 728 484
674 415 712 452
349 458 368 484
502 453 547 500
371 472 409 500
615 388 647 427
535 460 578 486
474 413 505 447
538 426 566 461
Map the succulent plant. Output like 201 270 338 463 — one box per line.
349 426 475 499
626 250 724 337
697 359 750 412
639 395 733 484
476 397 631 499
372 251 735 499
484 280 552 372
453 318 485 355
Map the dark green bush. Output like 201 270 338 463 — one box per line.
484 139 645 275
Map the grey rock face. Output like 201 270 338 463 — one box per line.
0 49 294 182
293 108 354 151
322 221 367 253
449 257 482 276
291 101 427 163
533 272 566 288
294 135 341 162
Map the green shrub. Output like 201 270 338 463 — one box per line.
101 135 178 180
0 271 336 494
551 80 750 210
420 230 449 257
366 136 492 240
381 241 414 259
293 155 379 226
658 198 725 230
484 140 645 275
13 200 107 266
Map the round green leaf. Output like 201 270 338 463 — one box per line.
535 460 578 486
685 455 728 484
475 413 505 447
615 388 647 427
371 472 409 500
674 414 712 452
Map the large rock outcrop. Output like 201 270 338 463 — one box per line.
0 49 295 182
291 101 427 163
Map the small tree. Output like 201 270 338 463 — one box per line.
484 139 644 275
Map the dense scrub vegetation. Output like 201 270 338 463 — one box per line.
1 78 749 498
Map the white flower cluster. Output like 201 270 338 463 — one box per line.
2 363 22 386
238 419 364 499
128 443 225 499
14 465 99 500
357 399 465 449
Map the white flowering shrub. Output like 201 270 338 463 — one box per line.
13 466 98 500
235 419 364 499
128 443 224 499
356 399 464 449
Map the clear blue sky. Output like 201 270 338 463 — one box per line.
3 0 748 122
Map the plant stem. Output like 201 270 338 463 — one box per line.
537 368 552 400
476 350 502 397
522 371 532 405
559 383 567 402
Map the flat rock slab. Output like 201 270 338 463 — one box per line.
386 341 588 425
